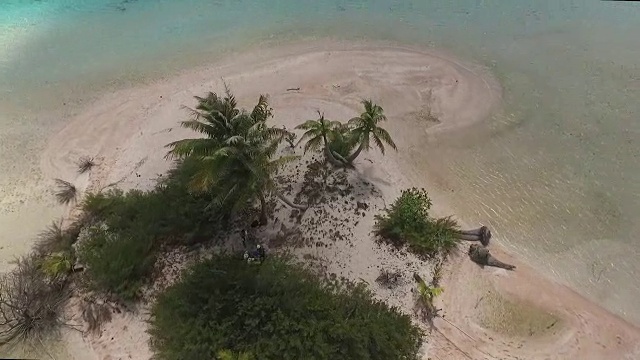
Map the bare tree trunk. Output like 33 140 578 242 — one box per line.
258 192 268 226
454 226 491 246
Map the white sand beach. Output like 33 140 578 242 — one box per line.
4 40 639 359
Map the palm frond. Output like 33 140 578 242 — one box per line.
374 127 397 150
179 119 221 138
250 94 272 122
303 136 323 154
54 179 77 205
372 134 386 155
295 119 322 130
165 138 219 159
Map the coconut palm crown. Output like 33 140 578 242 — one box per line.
346 99 397 163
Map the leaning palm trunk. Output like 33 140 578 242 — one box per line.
468 244 515 270
323 139 348 167
454 226 491 246
275 191 307 210
346 141 366 164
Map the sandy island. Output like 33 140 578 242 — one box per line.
31 40 640 359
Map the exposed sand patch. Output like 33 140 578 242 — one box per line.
13 39 640 359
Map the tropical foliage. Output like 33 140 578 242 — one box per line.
295 100 395 166
374 188 460 258
346 100 396 163
0 254 70 348
76 159 219 301
150 256 422 360
166 86 304 225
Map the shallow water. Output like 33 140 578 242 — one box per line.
1 0 639 327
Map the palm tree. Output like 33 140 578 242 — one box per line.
167 85 274 158
346 100 397 163
295 112 349 167
166 88 305 225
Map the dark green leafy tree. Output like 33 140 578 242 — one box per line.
150 256 422 360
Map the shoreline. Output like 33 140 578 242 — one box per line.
4 39 640 359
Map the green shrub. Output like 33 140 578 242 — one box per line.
150 256 422 360
77 159 221 300
77 226 154 301
374 188 459 258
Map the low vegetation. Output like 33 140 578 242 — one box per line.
76 159 220 301
53 178 77 205
150 256 422 360
3 87 435 356
77 156 96 174
374 187 460 259
0 255 70 349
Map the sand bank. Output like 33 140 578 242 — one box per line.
31 40 640 359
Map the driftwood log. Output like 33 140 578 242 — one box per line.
468 244 515 271
455 226 491 246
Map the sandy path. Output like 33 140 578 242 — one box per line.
37 40 640 359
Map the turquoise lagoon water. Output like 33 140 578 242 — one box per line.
1 0 640 325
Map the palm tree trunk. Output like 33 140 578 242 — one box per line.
258 192 268 225
275 191 308 210
322 134 346 167
346 141 366 163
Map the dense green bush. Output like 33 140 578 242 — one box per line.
76 226 154 300
76 159 220 300
374 188 459 258
150 256 422 360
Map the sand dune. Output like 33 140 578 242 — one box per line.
35 40 640 359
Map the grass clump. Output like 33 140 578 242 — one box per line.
149 256 422 360
77 156 95 174
76 159 220 301
374 187 460 259
53 179 77 205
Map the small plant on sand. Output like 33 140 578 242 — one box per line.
0 254 70 349
35 220 73 255
413 271 443 325
76 156 96 174
40 252 74 280
53 179 77 205
374 188 460 259
150 256 422 360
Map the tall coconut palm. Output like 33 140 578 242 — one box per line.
167 85 275 158
166 89 304 225
346 100 397 163
295 112 349 166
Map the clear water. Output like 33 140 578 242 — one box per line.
1 0 639 328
